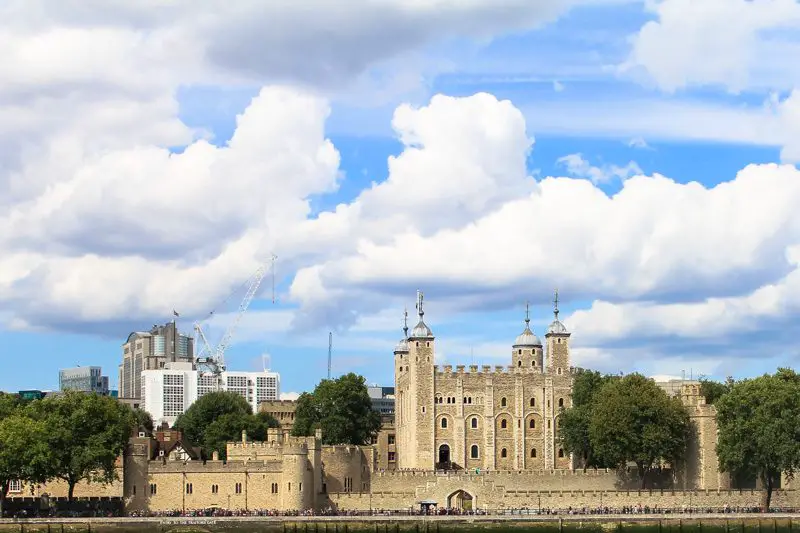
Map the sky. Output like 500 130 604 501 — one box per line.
2 0 800 398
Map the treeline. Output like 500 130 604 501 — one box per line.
558 368 800 509
0 390 140 517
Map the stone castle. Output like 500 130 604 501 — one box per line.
11 291 799 512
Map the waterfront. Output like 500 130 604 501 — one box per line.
3 515 800 533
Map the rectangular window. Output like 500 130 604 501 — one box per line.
149 483 157 495
8 480 21 493
235 482 242 494
388 452 396 462
186 483 192 494
388 435 395 445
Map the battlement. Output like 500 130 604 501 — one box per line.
322 444 368 455
148 459 282 473
374 468 617 479
433 365 554 377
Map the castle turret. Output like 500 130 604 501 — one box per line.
396 290 436 470
512 301 543 371
545 289 571 375
280 442 311 511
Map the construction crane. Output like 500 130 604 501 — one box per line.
194 259 274 389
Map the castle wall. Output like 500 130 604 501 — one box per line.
330 488 800 512
321 445 373 494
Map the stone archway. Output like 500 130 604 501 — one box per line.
447 490 474 511
438 444 450 464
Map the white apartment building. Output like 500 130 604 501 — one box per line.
142 362 280 426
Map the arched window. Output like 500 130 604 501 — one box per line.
501 419 507 429
531 448 537 458
529 419 536 429
558 397 564 408
518 360 522 367
529 398 535 407
441 418 448 429
558 448 565 458
501 448 507 458
470 445 479 459
532 360 537 367
501 397 507 407
471 417 478 429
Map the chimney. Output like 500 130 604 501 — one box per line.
241 430 248 445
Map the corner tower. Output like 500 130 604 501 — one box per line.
545 289 570 375
512 301 543 371
396 290 436 470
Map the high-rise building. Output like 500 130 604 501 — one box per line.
59 366 109 395
118 321 194 400
141 362 280 426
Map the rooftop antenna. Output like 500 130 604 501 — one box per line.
327 332 333 380
262 353 272 372
271 254 278 304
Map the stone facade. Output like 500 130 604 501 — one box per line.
395 293 574 472
258 399 298 437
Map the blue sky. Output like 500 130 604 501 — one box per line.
1 0 800 397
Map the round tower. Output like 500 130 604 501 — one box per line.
280 442 311 511
512 301 543 371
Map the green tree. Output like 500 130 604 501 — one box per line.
291 373 381 445
699 376 734 405
589 373 691 489
174 392 278 459
715 368 800 510
132 408 154 434
0 414 53 517
28 391 135 501
559 370 617 470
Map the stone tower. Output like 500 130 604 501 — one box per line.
395 290 435 470
545 290 570 375
511 302 544 371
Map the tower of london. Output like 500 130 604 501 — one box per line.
394 291 574 472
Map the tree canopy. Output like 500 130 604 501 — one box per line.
174 392 278 459
291 373 381 445
588 373 691 488
715 369 800 510
559 369 618 470
699 377 734 405
26 391 135 501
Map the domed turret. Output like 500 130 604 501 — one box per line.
512 302 544 370
546 289 569 335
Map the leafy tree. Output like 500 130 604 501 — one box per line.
27 391 135 501
559 370 617 470
132 408 154 434
589 373 691 489
0 414 53 517
699 377 734 405
715 368 800 510
174 392 278 459
291 373 381 445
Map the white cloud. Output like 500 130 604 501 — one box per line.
622 0 800 92
280 392 300 401
557 153 643 184
627 137 650 149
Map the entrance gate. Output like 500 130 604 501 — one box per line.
446 490 474 511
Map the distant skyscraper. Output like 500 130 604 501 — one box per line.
119 321 194 400
59 366 109 395
141 362 280 426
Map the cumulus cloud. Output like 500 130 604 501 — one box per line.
556 153 643 184
622 0 800 92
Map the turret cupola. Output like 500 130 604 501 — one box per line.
394 308 410 353
512 301 544 371
409 290 434 339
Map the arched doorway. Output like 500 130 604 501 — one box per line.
438 444 450 465
447 490 474 511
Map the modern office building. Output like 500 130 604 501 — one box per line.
141 362 280 426
59 366 110 395
119 321 194 400
368 385 395 415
